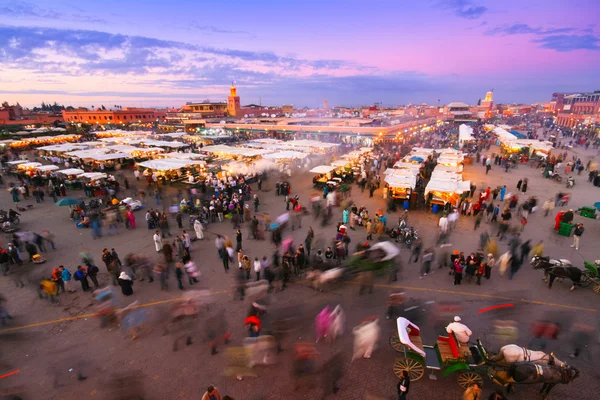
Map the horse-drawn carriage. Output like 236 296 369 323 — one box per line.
306 241 399 292
531 255 600 293
390 317 579 398
390 317 487 388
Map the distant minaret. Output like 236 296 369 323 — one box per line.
228 81 241 117
324 98 328 109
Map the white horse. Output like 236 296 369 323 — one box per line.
491 344 564 366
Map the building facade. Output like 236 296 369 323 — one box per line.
0 104 63 126
62 107 166 124
554 91 600 128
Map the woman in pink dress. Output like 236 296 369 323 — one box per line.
126 209 136 229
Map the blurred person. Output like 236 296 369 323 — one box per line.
175 262 184 290
484 253 495 279
86 262 99 288
184 256 199 285
202 386 221 400
253 257 262 281
153 263 167 290
463 383 481 400
194 217 204 240
39 278 58 303
322 352 345 395
153 230 162 252
117 271 133 296
569 323 594 359
74 266 90 292
51 267 65 294
315 306 332 343
352 317 380 360
488 390 507 400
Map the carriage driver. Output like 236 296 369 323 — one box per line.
446 316 472 344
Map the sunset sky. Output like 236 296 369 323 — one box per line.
0 0 599 108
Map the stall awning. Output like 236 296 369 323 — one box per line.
262 151 308 160
6 160 29 165
331 159 350 167
78 172 107 180
137 159 205 171
58 168 85 175
310 165 336 174
36 165 60 172
17 162 42 169
384 174 416 189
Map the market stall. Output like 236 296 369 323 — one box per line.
458 124 475 148
136 159 207 185
384 173 417 201
310 165 337 188
425 179 471 208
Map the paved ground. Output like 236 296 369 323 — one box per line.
1 139 599 400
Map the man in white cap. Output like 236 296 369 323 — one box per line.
446 316 472 344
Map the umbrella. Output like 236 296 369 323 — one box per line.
55 197 80 207
410 156 424 162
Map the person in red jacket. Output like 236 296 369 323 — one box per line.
453 259 464 285
245 315 261 338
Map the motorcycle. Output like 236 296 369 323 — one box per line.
566 177 575 188
0 210 20 226
0 221 18 233
550 173 562 183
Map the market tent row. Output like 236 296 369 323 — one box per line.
9 134 82 149
157 152 207 161
104 145 165 156
223 159 277 176
78 172 107 180
458 124 475 147
35 165 60 172
37 143 91 153
493 127 518 143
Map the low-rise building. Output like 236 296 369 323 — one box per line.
62 107 166 124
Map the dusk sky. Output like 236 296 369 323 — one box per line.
0 0 599 108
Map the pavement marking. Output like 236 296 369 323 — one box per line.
0 370 20 379
0 289 233 333
369 282 597 312
478 304 515 313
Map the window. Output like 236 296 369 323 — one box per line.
143 115 146 118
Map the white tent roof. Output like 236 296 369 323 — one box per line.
262 150 308 160
162 152 206 160
458 124 475 142
137 159 205 171
78 172 107 180
384 174 416 189
17 162 42 169
310 165 336 174
493 127 517 142
6 160 29 165
331 159 350 167
58 168 85 175
35 165 59 172
285 139 339 148
202 145 269 157
425 179 471 195
393 161 422 170
89 152 130 161
37 143 88 152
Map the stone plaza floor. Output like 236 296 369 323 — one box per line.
1 142 599 400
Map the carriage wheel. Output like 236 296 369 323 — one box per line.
458 372 483 389
390 333 406 352
593 283 600 294
394 357 424 381
579 272 593 287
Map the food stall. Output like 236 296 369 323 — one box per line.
136 159 207 185
425 179 471 210
58 168 86 189
384 173 417 202
458 124 475 148
309 165 337 188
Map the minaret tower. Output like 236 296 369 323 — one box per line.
228 82 241 117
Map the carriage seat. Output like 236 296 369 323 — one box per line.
437 333 459 360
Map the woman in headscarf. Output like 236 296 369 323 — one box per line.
118 271 134 296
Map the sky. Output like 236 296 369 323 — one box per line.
0 0 599 109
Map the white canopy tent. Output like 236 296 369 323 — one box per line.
136 159 205 171
425 179 471 196
6 160 29 165
458 124 475 146
57 168 85 175
161 152 207 160
494 127 517 143
310 165 336 174
17 162 42 169
37 143 89 152
202 145 270 157
331 159 350 167
384 174 417 189
78 172 107 180
35 165 60 172
262 151 308 160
